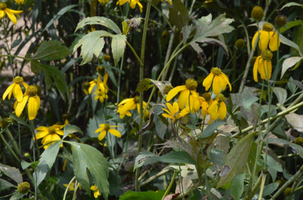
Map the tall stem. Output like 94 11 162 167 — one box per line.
135 0 153 192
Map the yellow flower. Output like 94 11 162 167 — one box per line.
208 94 227 120
98 0 109 5
82 82 90 95
202 67 232 95
252 22 280 52
90 185 101 198
0 3 23 25
15 85 40 120
3 76 28 102
199 92 213 118
162 102 181 122
166 79 199 109
35 125 63 149
63 182 81 191
93 73 109 103
117 96 149 119
95 123 121 141
161 0 172 5
89 73 109 94
15 0 24 4
116 0 143 13
253 50 273 82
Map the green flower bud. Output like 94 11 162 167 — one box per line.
96 66 105 75
103 54 111 62
275 15 287 27
185 79 198 90
235 39 245 49
251 6 264 21
284 187 292 196
18 182 30 194
294 137 303 146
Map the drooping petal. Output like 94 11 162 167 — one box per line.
118 98 133 106
166 85 186 101
28 97 38 120
35 96 41 109
13 84 23 102
178 89 190 109
219 101 227 119
202 73 214 91
251 30 262 51
253 56 260 82
162 113 174 120
95 127 104 133
2 84 15 100
259 31 270 53
221 73 232 91
98 130 107 141
208 100 219 120
56 130 64 136
15 95 28 117
269 31 280 52
5 8 22 25
212 76 222 95
0 10 6 19
258 58 266 80
119 99 135 114
108 129 122 138
172 102 179 113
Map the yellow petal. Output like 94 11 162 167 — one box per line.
269 31 280 52
109 129 122 138
212 76 222 95
3 84 15 100
253 56 260 82
259 31 269 53
208 100 219 120
15 95 28 117
35 130 49 140
178 89 189 109
5 9 18 25
221 73 232 91
98 130 107 140
56 130 64 136
219 101 227 119
202 73 214 91
166 85 186 101
28 97 38 120
251 30 262 51
0 10 6 19
119 99 135 114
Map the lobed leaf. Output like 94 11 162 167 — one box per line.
111 34 127 66
75 16 121 34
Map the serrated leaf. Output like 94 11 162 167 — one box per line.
75 16 121 34
168 0 189 29
201 122 226 139
120 190 166 200
33 141 62 187
272 87 287 105
281 57 302 78
111 34 127 66
73 30 112 65
217 131 257 188
30 61 71 111
0 164 22 184
32 40 70 61
67 142 109 198
63 124 83 139
189 13 234 56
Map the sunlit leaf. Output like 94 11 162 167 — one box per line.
63 124 83 139
281 57 302 78
111 34 127 66
281 2 303 10
32 40 70 61
75 16 121 34
0 164 22 184
285 113 303 132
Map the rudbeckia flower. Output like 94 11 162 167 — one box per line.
95 123 122 141
202 67 232 95
63 182 81 191
90 185 101 198
35 125 64 149
208 94 227 120
14 0 24 4
82 82 90 95
3 76 28 102
93 73 109 103
117 96 149 119
166 79 199 109
15 85 40 120
252 22 280 52
253 50 273 82
0 3 23 25
98 0 109 4
162 102 181 122
89 73 109 94
116 0 143 13
199 92 213 117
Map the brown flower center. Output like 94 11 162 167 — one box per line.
0 3 7 10
104 123 110 131
26 86 38 97
202 92 212 102
48 126 56 134
217 94 226 101
134 96 140 104
185 79 197 90
211 67 222 75
262 22 274 32
13 76 24 84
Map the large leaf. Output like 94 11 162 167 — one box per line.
0 178 15 190
217 131 257 188
285 113 303 132
32 40 70 61
168 0 189 29
0 164 22 184
63 124 83 139
231 174 246 200
73 30 112 65
187 13 234 55
281 57 302 78
111 34 127 66
67 142 109 198
33 141 62 187
75 16 121 34
272 87 287 105
30 61 71 111
280 34 303 57
267 138 303 159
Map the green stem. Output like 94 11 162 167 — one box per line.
135 0 153 192
161 170 177 200
161 26 176 81
139 168 171 187
0 131 20 163
126 41 143 67
245 174 262 200
258 172 267 200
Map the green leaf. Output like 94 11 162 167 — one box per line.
291 25 303 57
21 160 39 170
201 122 226 139
168 0 189 30
188 13 234 56
9 113 29 127
67 142 109 198
73 31 112 65
231 174 246 200
75 16 121 34
111 34 127 66
0 164 22 184
267 138 303 159
272 87 287 105
217 131 257 188
120 190 165 200
33 141 62 187
32 40 70 61
30 61 71 111
280 34 303 57
281 57 302 78
0 178 15 190
281 2 303 10
263 182 279 197
280 20 303 33
242 96 259 111
63 124 83 139
285 113 303 132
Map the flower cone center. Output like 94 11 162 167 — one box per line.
262 49 273 60
185 79 197 90
104 123 110 131
0 3 7 10
48 126 56 134
82 82 90 90
217 94 226 101
202 92 211 102
27 86 38 97
13 76 24 84
134 96 140 104
262 22 274 32
211 67 222 75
